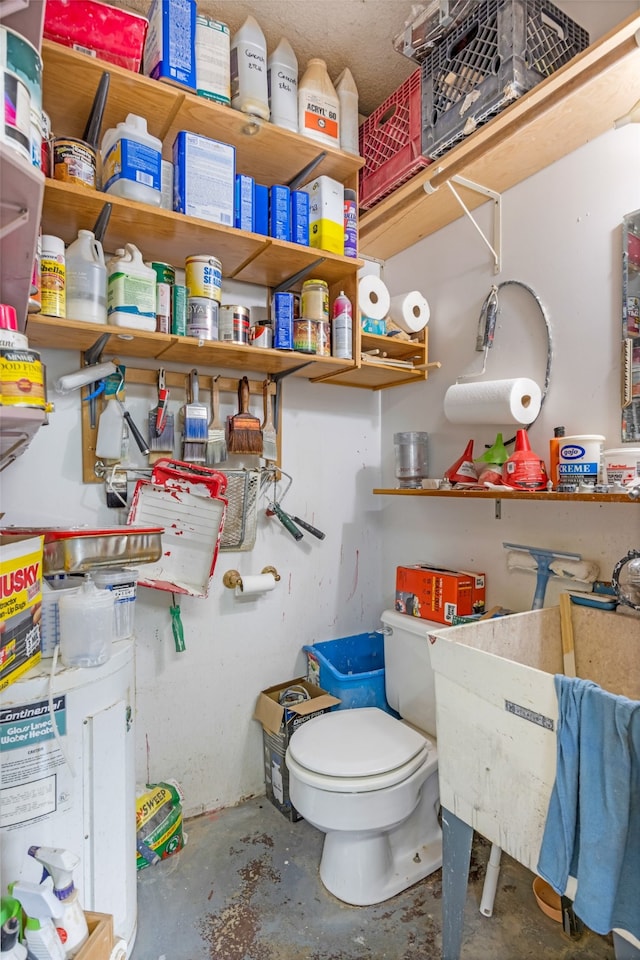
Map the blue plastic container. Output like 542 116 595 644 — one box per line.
303 631 396 715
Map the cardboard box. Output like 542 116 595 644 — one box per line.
76 912 114 960
143 0 196 90
0 536 43 690
44 0 148 73
395 564 486 625
173 131 235 225
300 176 344 255
254 678 340 821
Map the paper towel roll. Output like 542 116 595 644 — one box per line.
236 573 277 597
443 379 542 425
358 275 390 321
388 291 430 333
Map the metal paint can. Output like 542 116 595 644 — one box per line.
0 347 47 409
53 137 97 188
1 25 42 167
150 262 176 285
41 109 52 176
0 68 31 163
171 284 187 335
251 323 272 349
293 319 317 354
187 297 219 340
185 255 222 302
219 304 250 345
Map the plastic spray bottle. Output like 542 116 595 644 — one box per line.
0 916 26 960
28 848 88 958
10 879 66 960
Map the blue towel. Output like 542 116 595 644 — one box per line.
537 675 640 939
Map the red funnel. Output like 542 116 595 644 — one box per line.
502 430 548 490
445 439 478 485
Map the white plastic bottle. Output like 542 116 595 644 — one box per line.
230 15 269 121
107 244 157 331
65 230 107 324
268 38 298 132
335 67 360 154
101 114 162 207
298 58 340 149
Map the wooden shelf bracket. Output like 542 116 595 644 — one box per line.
424 174 502 274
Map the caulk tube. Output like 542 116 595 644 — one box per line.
54 360 117 395
10 879 66 960
27 848 88 958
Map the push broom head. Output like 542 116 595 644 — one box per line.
227 376 262 455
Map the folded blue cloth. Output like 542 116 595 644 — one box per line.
537 675 640 939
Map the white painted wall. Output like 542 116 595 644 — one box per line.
380 123 640 616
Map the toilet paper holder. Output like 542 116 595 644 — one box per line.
223 566 280 591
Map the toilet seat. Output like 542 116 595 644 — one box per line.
287 707 435 793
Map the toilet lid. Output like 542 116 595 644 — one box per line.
288 707 427 779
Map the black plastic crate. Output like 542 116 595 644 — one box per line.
421 0 589 159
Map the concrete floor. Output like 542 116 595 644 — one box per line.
129 795 616 960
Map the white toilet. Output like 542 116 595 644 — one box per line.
286 609 442 906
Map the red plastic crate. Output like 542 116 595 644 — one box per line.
44 0 148 73
359 70 431 211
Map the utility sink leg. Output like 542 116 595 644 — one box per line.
441 807 473 960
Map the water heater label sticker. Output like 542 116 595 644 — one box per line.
505 700 554 731
0 696 73 828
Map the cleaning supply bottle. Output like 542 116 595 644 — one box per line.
230 16 270 121
0 917 26 960
65 230 107 324
298 58 340 149
548 425 565 489
107 244 157 331
334 67 359 154
10 879 66 960
101 113 162 207
267 38 298 132
502 429 548 490
27 848 88 959
331 291 352 359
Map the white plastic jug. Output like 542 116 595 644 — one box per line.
335 67 359 155
230 15 270 121
298 58 340 149
107 243 157 330
58 576 115 667
65 229 107 324
101 113 162 206
268 38 298 133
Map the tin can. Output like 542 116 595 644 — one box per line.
40 235 66 318
53 137 97 188
301 278 329 321
41 109 52 176
251 323 272 349
273 292 294 350
156 282 171 334
187 297 219 340
1 26 42 167
0 347 47 409
293 319 316 354
185 255 222 302
0 68 31 164
150 262 175 285
171 284 187 335
219 304 250 345
317 320 331 357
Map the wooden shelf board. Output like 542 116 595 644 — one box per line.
361 331 427 362
360 12 640 261
324 365 429 389
373 488 635 503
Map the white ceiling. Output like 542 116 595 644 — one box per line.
110 1 639 117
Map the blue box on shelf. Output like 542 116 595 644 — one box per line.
303 631 396 715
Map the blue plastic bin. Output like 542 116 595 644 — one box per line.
303 632 396 715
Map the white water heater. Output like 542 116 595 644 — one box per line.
0 639 137 951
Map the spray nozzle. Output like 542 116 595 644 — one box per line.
28 846 79 900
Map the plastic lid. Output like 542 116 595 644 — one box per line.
0 303 18 331
288 707 426 778
553 426 566 437
92 567 138 585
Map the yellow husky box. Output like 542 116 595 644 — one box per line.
0 536 43 690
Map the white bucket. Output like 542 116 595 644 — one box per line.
558 434 605 486
603 447 640 486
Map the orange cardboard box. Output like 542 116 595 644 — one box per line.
395 564 486 625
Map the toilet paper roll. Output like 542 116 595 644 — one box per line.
358 275 390 321
388 291 430 333
235 573 277 597
443 379 542 425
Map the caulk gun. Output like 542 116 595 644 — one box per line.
27 848 88 958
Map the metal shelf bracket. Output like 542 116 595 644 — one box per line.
424 175 502 274
0 201 29 242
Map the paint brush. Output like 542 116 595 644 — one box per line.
182 369 208 463
206 376 227 465
148 367 175 463
227 377 263 455
261 378 277 462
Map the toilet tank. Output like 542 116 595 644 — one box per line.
380 609 442 738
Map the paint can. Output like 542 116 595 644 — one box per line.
53 137 97 188
603 447 640 486
41 109 52 175
171 284 187 335
1 25 42 167
156 282 171 334
187 297 219 340
185 255 222 302
0 68 31 163
293 318 317 354
150 262 176 285
218 304 250 344
251 323 272 349
40 234 66 318
0 347 47 409
558 434 605 487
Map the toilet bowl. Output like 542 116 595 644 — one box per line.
286 705 442 905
